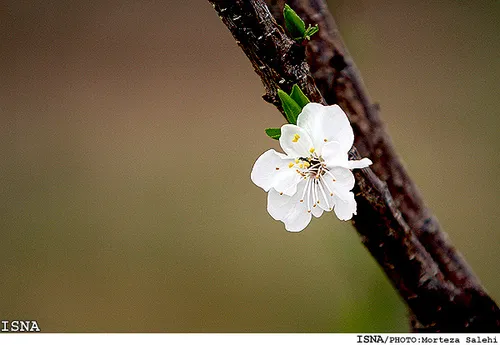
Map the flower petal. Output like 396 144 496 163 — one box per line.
328 166 355 190
317 168 355 212
311 203 324 218
251 149 300 195
279 124 315 158
267 188 293 221
283 205 313 232
348 158 373 170
267 181 312 232
322 141 349 168
267 179 306 220
273 168 303 196
333 191 357 221
297 103 354 154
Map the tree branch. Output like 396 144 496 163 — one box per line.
208 0 500 331
269 0 482 292
267 0 500 331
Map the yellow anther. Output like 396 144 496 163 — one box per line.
303 162 310 168
292 134 300 142
295 158 299 164
299 163 304 169
309 147 315 153
288 162 294 168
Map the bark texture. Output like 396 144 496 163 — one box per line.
208 0 500 331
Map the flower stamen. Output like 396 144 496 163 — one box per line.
312 180 318 208
318 179 331 210
301 178 310 204
321 175 335 197
306 179 313 213
324 170 337 182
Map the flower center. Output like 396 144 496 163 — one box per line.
303 156 326 179
292 151 327 180
293 153 336 212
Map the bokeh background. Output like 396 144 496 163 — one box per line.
1 0 499 332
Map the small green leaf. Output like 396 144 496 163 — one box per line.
265 128 281 140
290 84 310 109
283 4 306 39
278 89 301 125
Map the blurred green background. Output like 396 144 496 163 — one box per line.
1 0 499 332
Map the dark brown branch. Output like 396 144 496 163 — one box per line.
267 0 500 331
208 0 500 331
269 0 482 293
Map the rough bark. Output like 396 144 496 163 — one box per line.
208 0 500 331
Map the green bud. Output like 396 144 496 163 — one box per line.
265 128 281 140
278 89 302 125
290 84 310 108
283 4 306 39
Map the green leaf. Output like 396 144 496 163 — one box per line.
278 89 301 125
290 84 310 108
283 4 306 39
265 128 281 140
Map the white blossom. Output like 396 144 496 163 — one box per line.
251 103 372 232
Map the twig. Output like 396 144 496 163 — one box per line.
208 0 500 331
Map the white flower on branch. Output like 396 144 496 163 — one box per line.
251 103 372 232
